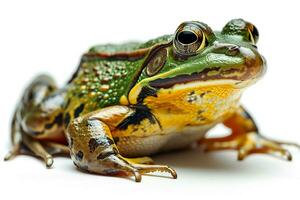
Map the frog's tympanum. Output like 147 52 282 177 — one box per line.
5 19 299 182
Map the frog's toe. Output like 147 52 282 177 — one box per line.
131 163 177 180
236 133 294 161
4 143 21 161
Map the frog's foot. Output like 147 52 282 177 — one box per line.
199 132 299 161
95 155 177 182
4 143 21 161
124 156 177 181
72 151 176 182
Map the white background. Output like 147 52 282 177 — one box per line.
0 0 300 199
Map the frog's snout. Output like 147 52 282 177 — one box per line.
238 46 266 82
208 42 266 85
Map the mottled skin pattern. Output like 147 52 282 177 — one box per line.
5 19 299 182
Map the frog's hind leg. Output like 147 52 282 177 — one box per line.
4 75 68 167
199 106 300 161
67 105 177 182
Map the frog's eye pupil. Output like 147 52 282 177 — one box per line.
177 31 198 44
173 22 207 57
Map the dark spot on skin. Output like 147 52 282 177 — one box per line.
64 112 71 128
88 137 114 153
74 103 85 118
117 105 160 130
75 151 84 161
27 91 34 101
97 151 115 160
188 91 195 96
88 138 98 153
200 91 211 98
137 86 157 104
113 137 119 144
197 110 204 115
44 113 63 129
53 113 63 125
141 127 146 133
96 148 118 160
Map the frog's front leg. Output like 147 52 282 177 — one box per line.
199 106 300 161
67 105 177 182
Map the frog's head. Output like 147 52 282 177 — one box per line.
128 19 266 104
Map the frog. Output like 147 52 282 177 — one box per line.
5 18 299 182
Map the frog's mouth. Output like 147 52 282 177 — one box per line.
148 66 248 89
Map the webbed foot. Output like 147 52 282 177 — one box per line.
100 155 177 182
199 131 299 161
199 106 299 161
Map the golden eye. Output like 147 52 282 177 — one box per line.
248 24 259 44
174 22 207 56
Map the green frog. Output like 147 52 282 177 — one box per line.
5 19 299 182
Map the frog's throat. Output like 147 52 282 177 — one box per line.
128 78 257 105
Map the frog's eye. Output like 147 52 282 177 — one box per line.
222 19 259 44
174 22 207 56
248 24 259 44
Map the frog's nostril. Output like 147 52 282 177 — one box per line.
213 42 240 56
226 45 240 56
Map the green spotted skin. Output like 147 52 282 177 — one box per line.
65 35 173 116
68 58 140 110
